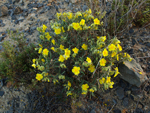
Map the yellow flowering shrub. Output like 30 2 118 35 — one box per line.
33 9 133 98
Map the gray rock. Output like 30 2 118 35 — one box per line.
122 97 129 107
14 6 22 14
0 45 2 51
71 0 78 3
118 59 148 87
0 91 4 96
0 5 8 17
90 109 96 113
116 87 124 100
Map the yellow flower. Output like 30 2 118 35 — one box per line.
99 58 106 66
106 77 111 83
108 44 116 51
82 44 88 50
89 88 94 92
80 19 85 26
62 27 65 32
87 9 92 14
68 81 71 90
72 47 79 54
86 57 92 63
139 72 142 74
66 91 72 96
42 24 47 32
42 48 49 56
101 36 106 42
54 28 61 35
82 91 87 95
94 18 100 25
109 82 114 88
88 65 95 72
64 48 71 60
67 12 73 19
45 32 52 40
51 39 55 45
117 44 122 51
32 59 36 63
38 48 42 54
111 52 116 57
117 54 119 61
58 55 65 62
81 84 89 91
51 47 55 52
72 66 80 76
36 73 43 81
59 44 64 50
56 13 61 19
75 11 82 18
32 64 36 68
72 22 81 30
103 48 108 57
114 67 120 77
99 77 105 84
41 59 45 62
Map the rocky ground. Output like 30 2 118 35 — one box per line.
0 0 150 113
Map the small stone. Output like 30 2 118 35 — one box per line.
122 97 129 107
116 87 124 100
132 38 136 46
0 91 4 96
0 45 2 50
135 108 144 113
71 0 78 3
129 29 134 34
0 5 8 17
14 6 22 14
127 49 134 54
113 109 121 113
82 4 88 11
118 59 148 87
90 109 96 113
146 42 150 47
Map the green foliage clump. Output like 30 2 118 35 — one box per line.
133 0 150 27
33 9 132 98
0 30 38 87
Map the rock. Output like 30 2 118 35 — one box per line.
90 109 96 113
14 6 22 14
0 91 4 96
0 45 2 51
127 49 134 54
116 87 124 99
146 42 150 47
113 109 121 113
132 38 136 46
82 4 88 11
122 97 129 107
0 5 8 17
129 29 134 34
71 0 78 3
118 59 148 87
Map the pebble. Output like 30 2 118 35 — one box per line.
146 42 150 47
122 97 129 107
90 109 96 113
129 29 134 34
0 91 5 96
0 45 2 50
113 109 121 113
0 5 8 17
116 87 124 99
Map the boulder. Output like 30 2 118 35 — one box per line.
118 59 148 87
0 5 8 17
